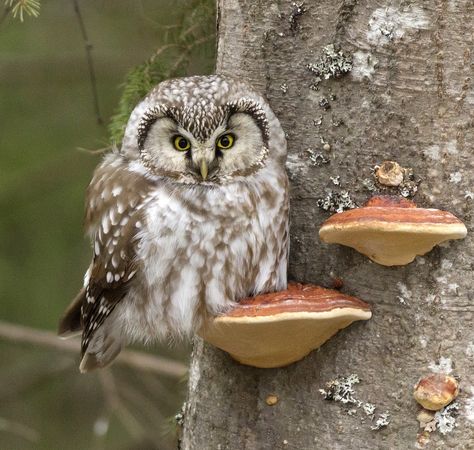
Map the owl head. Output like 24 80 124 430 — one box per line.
121 75 286 184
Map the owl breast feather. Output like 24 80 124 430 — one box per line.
117 164 289 342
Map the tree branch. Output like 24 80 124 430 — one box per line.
98 370 144 439
0 321 187 379
0 417 39 443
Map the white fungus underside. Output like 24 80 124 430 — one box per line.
200 307 372 368
319 221 467 266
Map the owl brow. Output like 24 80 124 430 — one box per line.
137 105 176 150
226 99 270 144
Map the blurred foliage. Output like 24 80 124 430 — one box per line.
0 0 215 449
108 0 215 144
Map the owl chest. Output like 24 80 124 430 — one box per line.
129 181 287 336
141 193 262 273
138 187 272 300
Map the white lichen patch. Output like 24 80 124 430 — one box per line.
306 44 353 88
303 148 330 166
320 374 390 431
330 176 341 186
424 293 438 304
428 357 453 374
419 336 428 348
397 282 412 306
317 191 356 213
449 172 462 184
367 6 431 46
424 141 458 161
371 412 390 430
466 342 474 357
434 402 459 434
419 402 459 435
280 82 288 94
175 402 186 427
447 283 459 294
445 140 458 155
351 51 378 81
363 402 376 417
319 373 360 404
424 145 441 161
286 152 309 177
288 1 306 34
465 388 474 422
441 259 453 270
465 191 474 200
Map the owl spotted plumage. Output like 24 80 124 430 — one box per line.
58 75 289 372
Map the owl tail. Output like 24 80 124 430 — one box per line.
58 288 123 372
58 288 84 338
79 321 123 373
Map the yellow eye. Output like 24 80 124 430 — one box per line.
173 135 191 151
216 134 235 150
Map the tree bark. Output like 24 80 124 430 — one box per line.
182 1 474 449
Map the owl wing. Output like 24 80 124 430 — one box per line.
58 153 154 371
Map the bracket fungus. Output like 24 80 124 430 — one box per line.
199 283 371 368
414 374 459 411
319 196 467 266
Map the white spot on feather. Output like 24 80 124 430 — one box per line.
83 267 91 287
127 270 137 281
109 208 119 226
102 216 110 235
112 186 123 197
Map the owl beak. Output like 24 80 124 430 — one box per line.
200 160 208 180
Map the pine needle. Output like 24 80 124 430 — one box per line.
5 0 40 21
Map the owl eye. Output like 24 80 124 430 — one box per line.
173 135 191 152
216 134 235 150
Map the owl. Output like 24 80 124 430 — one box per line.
58 75 289 372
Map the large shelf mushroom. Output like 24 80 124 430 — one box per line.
319 196 467 266
199 283 371 368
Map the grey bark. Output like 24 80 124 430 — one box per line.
182 1 474 449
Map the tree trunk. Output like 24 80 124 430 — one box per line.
182 1 474 448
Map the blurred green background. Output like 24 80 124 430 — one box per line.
0 1 215 448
